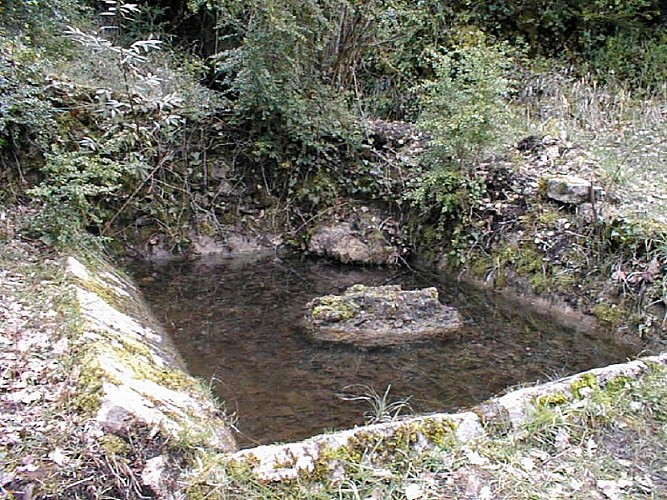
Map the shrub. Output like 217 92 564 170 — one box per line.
405 30 514 261
457 0 661 55
417 32 514 166
196 0 363 196
590 29 667 89
0 40 58 155
28 152 135 246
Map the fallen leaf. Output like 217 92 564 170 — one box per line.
465 449 489 466
48 448 69 466
520 457 535 471
555 427 570 450
404 483 423 500
597 479 633 499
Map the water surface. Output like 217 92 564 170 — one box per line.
128 252 636 447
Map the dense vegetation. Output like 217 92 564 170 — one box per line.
1 0 665 251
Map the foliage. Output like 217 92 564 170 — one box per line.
455 0 666 89
189 0 365 203
338 384 413 424
0 0 89 37
3 0 666 254
590 29 667 89
353 0 456 119
11 0 229 248
418 32 514 165
458 0 661 54
0 39 57 154
28 152 135 246
405 32 512 260
406 168 485 263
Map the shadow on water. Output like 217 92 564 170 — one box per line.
127 251 638 448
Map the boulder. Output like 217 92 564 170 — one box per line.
304 284 462 347
308 223 398 265
307 207 401 265
544 175 604 205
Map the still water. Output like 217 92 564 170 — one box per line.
128 252 636 448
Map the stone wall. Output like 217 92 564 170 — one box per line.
66 256 237 453
64 252 666 491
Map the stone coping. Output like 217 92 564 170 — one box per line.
66 256 237 452
228 353 667 482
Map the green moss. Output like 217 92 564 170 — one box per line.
603 375 631 396
536 208 563 226
112 343 199 392
273 452 297 469
299 421 458 485
311 295 359 322
197 221 217 237
73 273 131 312
73 352 110 415
116 336 154 359
530 272 551 293
306 447 333 483
99 434 131 456
550 270 577 293
386 423 420 451
514 246 545 275
535 391 570 407
493 243 545 288
571 373 600 399
419 418 458 448
537 177 549 198
592 302 627 328
469 253 493 278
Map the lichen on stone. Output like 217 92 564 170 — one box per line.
571 373 599 399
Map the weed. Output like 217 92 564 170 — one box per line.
337 384 413 425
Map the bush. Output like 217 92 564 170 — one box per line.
405 31 513 260
417 31 514 166
0 40 58 155
458 0 661 55
28 152 135 246
590 29 667 89
187 0 369 207
355 0 456 119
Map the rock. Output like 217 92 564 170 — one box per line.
308 222 398 265
544 175 604 205
227 412 483 483
307 207 402 265
66 257 237 453
142 456 178 500
303 284 462 347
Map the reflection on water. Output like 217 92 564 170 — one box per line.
127 252 637 448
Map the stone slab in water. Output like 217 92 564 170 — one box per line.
304 284 462 347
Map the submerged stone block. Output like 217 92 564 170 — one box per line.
304 284 462 347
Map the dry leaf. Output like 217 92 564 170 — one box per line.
48 448 69 466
